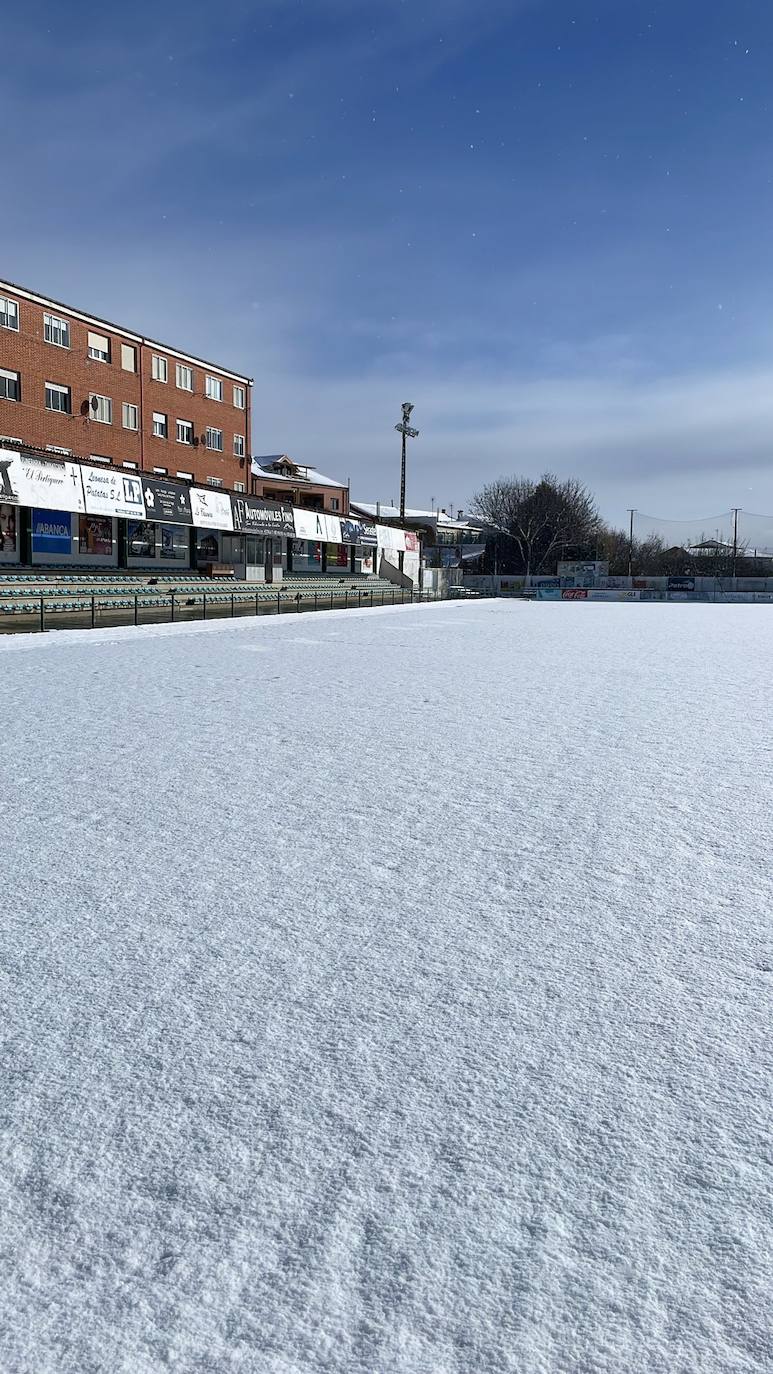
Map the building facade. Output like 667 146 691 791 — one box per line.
0 280 252 490
250 456 349 513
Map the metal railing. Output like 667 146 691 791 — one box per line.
0 583 449 635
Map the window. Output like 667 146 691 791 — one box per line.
46 382 71 414
46 445 71 455
0 368 20 402
176 470 193 481
152 354 168 382
122 402 139 430
205 426 223 451
206 476 223 487
90 393 112 424
221 533 245 564
122 461 139 470
246 535 265 566
0 297 19 331
121 343 137 372
176 363 193 391
329 497 340 511
233 384 246 409
176 419 193 445
153 466 168 476
152 411 168 438
234 481 246 492
205 375 223 401
44 314 70 348
233 433 245 458
88 330 110 362
89 453 111 463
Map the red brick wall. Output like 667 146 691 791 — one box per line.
0 285 251 489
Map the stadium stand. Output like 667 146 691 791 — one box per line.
0 569 432 633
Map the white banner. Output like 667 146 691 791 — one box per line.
376 523 406 552
82 465 145 520
404 552 420 585
0 449 85 513
324 513 342 543
293 508 328 541
190 487 234 531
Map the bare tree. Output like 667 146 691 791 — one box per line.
473 473 601 577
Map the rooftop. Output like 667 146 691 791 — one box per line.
352 501 485 532
252 456 345 490
0 278 252 385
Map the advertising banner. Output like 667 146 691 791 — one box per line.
376 524 406 552
404 551 420 584
558 560 609 578
160 525 187 561
562 588 588 599
323 513 342 542
190 487 234 531
78 515 113 555
326 542 350 569
127 520 156 557
340 517 378 546
587 589 639 601
83 465 145 520
231 495 294 536
536 588 561 600
142 476 193 525
0 449 85 513
668 576 695 592
531 576 560 589
0 504 17 554
404 531 419 553
293 508 329 541
31 509 72 555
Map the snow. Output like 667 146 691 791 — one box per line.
1 600 771 1373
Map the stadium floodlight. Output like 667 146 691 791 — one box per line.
395 402 419 525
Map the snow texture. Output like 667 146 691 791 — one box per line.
0 601 771 1374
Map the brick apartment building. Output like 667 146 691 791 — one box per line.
0 279 252 490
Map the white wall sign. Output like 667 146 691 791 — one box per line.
376 523 406 552
293 508 328 541
82 465 146 520
0 449 86 514
323 513 342 543
190 487 234 531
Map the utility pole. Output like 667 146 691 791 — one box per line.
731 507 740 582
395 402 419 572
627 509 636 578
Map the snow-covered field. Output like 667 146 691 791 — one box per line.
1 601 770 1374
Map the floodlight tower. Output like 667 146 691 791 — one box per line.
395 402 419 525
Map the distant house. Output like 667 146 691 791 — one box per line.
350 501 490 569
687 539 734 558
250 455 348 515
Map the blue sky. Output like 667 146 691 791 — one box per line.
3 0 773 527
